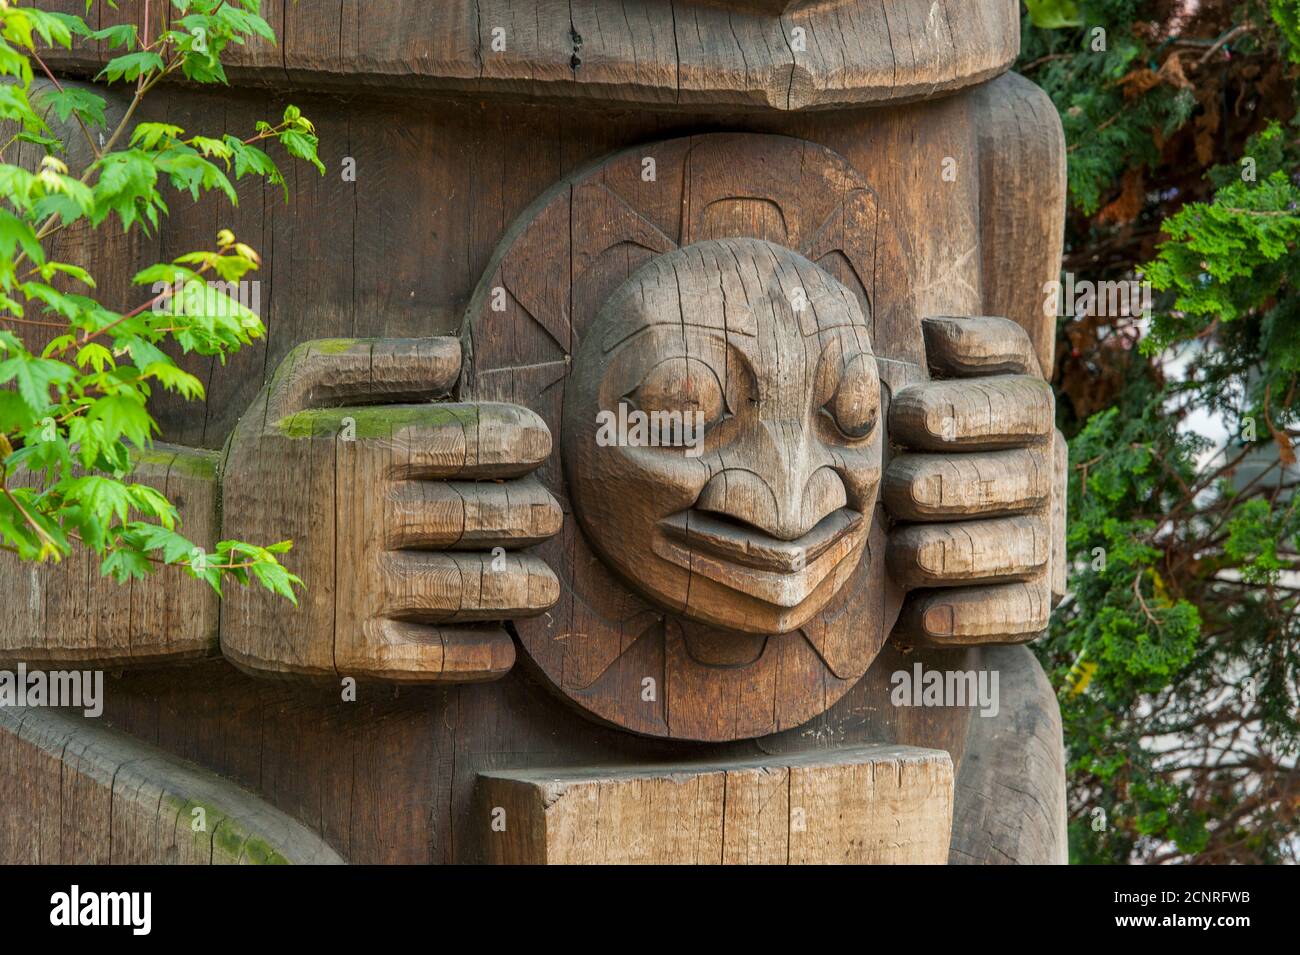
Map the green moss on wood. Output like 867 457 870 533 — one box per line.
308 338 375 355
277 404 475 439
166 796 293 864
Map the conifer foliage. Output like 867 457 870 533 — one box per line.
1026 0 1300 863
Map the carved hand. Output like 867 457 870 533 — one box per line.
220 337 561 682
883 316 1066 647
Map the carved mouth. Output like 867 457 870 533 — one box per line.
654 508 865 609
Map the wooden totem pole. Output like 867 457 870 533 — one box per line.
1 0 1068 864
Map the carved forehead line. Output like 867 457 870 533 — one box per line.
780 255 871 341
600 319 749 356
673 248 762 341
595 238 873 357
597 319 875 382
600 274 759 352
715 240 870 343
600 276 866 348
597 302 871 358
600 300 758 354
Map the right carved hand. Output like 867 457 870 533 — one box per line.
220 337 561 683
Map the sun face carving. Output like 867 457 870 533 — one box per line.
464 132 918 741
563 237 883 635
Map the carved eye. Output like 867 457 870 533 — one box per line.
824 352 879 440
627 357 726 428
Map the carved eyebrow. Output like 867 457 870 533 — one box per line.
601 287 758 353
598 275 864 353
804 316 864 337
796 286 868 338
601 318 755 354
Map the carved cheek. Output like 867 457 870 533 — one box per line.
602 444 712 514
833 441 883 511
826 352 881 439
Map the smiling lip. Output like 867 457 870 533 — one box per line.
658 508 863 572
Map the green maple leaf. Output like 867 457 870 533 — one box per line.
0 355 74 412
0 209 45 264
1025 0 1083 29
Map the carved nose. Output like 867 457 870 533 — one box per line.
695 421 846 541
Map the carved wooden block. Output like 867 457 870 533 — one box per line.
460 131 1063 741
479 745 953 864
462 132 914 741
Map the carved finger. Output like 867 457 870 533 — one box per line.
894 577 1051 648
883 447 1052 520
922 315 1042 378
889 375 1053 451
379 552 559 622
385 476 563 550
280 402 551 478
341 621 515 683
264 337 461 421
887 515 1049 589
1050 429 1068 605
394 402 552 479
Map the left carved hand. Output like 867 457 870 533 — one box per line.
883 316 1066 648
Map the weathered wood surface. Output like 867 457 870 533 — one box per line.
0 47 1071 862
46 637 975 863
220 336 560 682
886 315 1060 648
11 73 1053 459
949 644 1068 864
479 744 953 863
0 446 220 668
6 79 1067 700
462 133 920 741
0 647 1066 865
971 71 1068 377
38 0 1019 111
0 706 344 864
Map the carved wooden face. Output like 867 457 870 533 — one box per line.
466 133 918 740
563 237 882 634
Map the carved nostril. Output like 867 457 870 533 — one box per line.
695 470 777 536
695 467 847 541
801 468 848 533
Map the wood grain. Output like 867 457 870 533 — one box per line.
7 34 1072 864
479 744 953 864
220 337 558 682
0 446 219 668
885 314 1064 649
889 376 1055 451
883 446 1053 520
463 133 924 741
971 72 1067 377
0 706 344 864
8 79 1034 458
39 1 1019 112
949 645 1068 864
